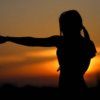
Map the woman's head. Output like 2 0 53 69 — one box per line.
59 10 83 36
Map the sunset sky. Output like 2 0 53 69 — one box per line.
0 0 100 87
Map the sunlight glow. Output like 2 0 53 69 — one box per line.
84 47 100 87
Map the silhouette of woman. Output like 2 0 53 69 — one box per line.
0 10 96 94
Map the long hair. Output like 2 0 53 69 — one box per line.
59 10 83 36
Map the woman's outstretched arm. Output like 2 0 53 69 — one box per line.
5 36 60 47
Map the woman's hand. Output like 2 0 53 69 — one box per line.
0 35 7 44
82 26 87 33
82 25 90 40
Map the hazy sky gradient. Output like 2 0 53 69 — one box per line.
0 0 100 87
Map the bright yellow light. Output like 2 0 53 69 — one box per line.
84 52 100 87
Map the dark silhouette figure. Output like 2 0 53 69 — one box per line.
0 10 96 96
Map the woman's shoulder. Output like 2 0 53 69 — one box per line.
50 35 64 46
50 35 64 40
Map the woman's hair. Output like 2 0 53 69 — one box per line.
59 10 83 36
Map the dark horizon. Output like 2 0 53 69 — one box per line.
0 0 100 89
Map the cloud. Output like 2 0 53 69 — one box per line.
0 48 57 71
0 75 59 87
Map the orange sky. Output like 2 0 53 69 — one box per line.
0 45 99 87
0 0 100 87
84 47 100 87
0 47 59 87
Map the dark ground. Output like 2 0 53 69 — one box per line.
0 84 100 99
0 84 59 99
